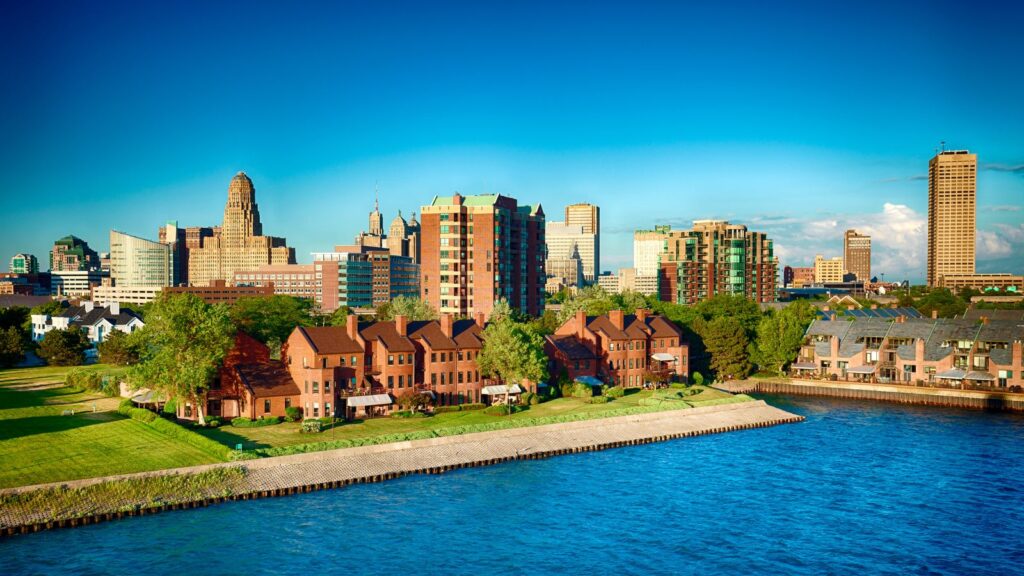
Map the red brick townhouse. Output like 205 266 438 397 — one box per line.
546 309 689 387
793 316 1024 388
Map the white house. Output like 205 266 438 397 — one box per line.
32 301 144 345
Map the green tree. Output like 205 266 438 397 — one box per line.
489 298 514 322
397 391 432 413
614 290 648 312
0 307 28 331
37 328 89 366
97 329 142 366
694 294 763 337
477 318 548 387
916 289 967 319
750 302 814 375
0 326 25 367
528 309 560 336
700 316 751 381
557 285 618 323
230 295 314 344
376 296 438 321
328 306 354 326
129 294 236 425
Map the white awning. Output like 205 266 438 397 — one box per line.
937 369 967 380
482 385 508 395
131 389 165 404
845 365 876 375
651 353 675 362
508 384 523 393
791 362 817 370
347 394 392 407
965 371 995 381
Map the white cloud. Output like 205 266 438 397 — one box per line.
977 230 1012 259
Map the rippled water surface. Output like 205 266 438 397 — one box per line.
4 396 1024 575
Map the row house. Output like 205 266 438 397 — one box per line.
793 317 1024 389
546 309 688 387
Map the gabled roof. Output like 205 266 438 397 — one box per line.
359 321 416 353
408 320 457 350
236 362 301 397
645 316 682 339
297 326 363 354
546 334 597 360
55 305 141 329
452 319 484 349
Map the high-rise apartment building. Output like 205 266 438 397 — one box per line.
843 229 871 281
9 253 38 274
927 150 977 287
50 235 100 272
420 193 545 317
633 226 669 278
110 230 173 288
187 172 295 285
659 220 777 304
814 255 845 284
545 222 597 286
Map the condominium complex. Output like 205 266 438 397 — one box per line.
50 235 100 272
109 230 173 288
186 172 295 286
814 255 845 284
843 229 871 281
927 150 977 287
420 193 545 317
9 253 38 274
653 220 777 304
633 226 668 278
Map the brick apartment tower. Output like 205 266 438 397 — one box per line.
843 229 871 281
927 150 977 287
420 193 545 317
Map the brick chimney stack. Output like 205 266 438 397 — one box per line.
440 314 453 338
474 311 487 328
395 315 408 336
931 309 938 319
346 314 358 340
609 309 624 330
980 316 990 325
636 309 648 323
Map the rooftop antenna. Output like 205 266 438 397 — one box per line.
940 140 946 153
374 181 379 211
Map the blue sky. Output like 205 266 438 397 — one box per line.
1 1 1022 283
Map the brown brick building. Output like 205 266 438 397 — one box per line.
420 193 545 318
164 279 274 305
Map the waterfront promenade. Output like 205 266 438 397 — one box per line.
0 400 801 534
718 378 1024 412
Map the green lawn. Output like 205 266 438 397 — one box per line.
198 385 737 451
0 365 218 489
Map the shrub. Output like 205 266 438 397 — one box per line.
559 382 574 399
227 450 259 461
691 371 705 386
669 383 687 390
284 406 302 422
520 391 536 406
37 328 90 366
588 396 610 404
432 405 461 414
461 403 486 411
163 398 177 415
483 403 526 416
231 416 281 428
604 385 625 398
571 382 594 398
529 394 540 405
301 419 323 433
202 417 222 428
829 373 838 381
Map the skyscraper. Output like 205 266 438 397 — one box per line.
50 235 100 272
109 230 173 287
187 172 295 286
927 150 977 287
545 221 597 285
9 253 38 274
420 193 545 317
843 229 871 281
565 203 599 277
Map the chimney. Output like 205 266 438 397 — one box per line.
829 335 839 359
346 314 358 340
609 309 624 330
452 193 463 205
636 308 648 323
440 314 453 338
822 305 830 312
109 302 120 315
395 314 408 336
84 301 94 313
896 315 905 323
830 312 836 321
474 311 486 328
931 310 938 320
915 338 925 363
980 316 989 325
847 304 855 311
890 302 898 309
870 304 878 310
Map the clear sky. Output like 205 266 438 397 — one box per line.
2 1 1022 283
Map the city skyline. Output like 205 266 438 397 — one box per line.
2 2 1023 283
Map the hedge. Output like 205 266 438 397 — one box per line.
604 386 625 398
587 396 610 404
433 402 486 414
231 416 281 428
254 395 758 458
117 402 229 459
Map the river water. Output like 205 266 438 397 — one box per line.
3 396 1024 575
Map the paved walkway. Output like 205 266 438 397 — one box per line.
1 400 801 532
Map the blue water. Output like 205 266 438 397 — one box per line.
4 396 1024 575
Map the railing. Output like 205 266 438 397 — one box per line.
338 386 388 398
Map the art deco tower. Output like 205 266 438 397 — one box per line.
927 150 976 287
222 172 263 245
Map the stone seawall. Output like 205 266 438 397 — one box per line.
718 379 1024 413
1 400 801 536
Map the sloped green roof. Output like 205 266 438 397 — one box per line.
431 194 500 207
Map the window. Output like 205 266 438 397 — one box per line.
325 381 331 392
458 371 464 383
388 376 394 388
431 352 437 362
432 373 437 385
351 356 358 366
321 358 327 369
285 398 291 408
408 354 413 364
313 403 320 418
398 354 404 365
458 351 464 361
312 382 319 393
264 399 271 413
398 375 404 387
326 402 332 416
388 355 394 365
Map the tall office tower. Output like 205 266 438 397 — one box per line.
927 150 977 287
109 230 173 287
633 226 670 278
9 253 39 274
420 193 545 317
546 221 598 284
843 229 871 281
50 235 100 272
187 172 295 285
369 197 384 237
661 220 777 304
565 203 600 277
158 221 216 286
